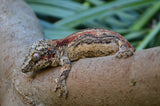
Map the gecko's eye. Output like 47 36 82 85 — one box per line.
31 52 41 62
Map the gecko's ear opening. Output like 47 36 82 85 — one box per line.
52 52 56 57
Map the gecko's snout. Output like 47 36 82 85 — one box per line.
21 68 28 73
21 60 34 73
21 65 31 73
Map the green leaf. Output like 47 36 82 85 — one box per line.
136 21 160 50
28 3 75 18
86 0 104 6
105 17 129 28
131 2 160 30
83 19 109 28
117 11 137 22
40 20 57 28
54 0 157 28
25 0 87 11
44 29 77 39
125 30 148 40
114 29 133 34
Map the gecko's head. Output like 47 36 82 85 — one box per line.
21 40 57 73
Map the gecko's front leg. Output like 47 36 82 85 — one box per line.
54 54 71 98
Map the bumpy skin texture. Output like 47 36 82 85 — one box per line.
21 28 135 98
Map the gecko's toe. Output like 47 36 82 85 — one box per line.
61 80 68 98
116 48 134 58
127 50 133 57
54 77 68 98
54 78 60 92
116 52 123 58
122 52 128 58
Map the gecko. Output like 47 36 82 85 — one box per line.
21 28 135 98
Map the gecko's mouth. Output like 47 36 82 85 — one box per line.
21 68 30 73
21 64 33 73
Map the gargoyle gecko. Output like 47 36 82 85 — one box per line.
21 28 135 98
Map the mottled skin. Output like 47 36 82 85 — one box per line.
21 28 135 98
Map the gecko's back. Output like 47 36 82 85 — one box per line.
55 28 134 61
67 32 119 61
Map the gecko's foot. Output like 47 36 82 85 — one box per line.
54 76 68 98
116 48 135 58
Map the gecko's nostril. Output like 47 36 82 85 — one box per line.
21 68 28 73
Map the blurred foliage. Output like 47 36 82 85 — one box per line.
25 0 160 50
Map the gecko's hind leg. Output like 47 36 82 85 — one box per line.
116 40 135 58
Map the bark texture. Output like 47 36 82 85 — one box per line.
0 0 160 106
